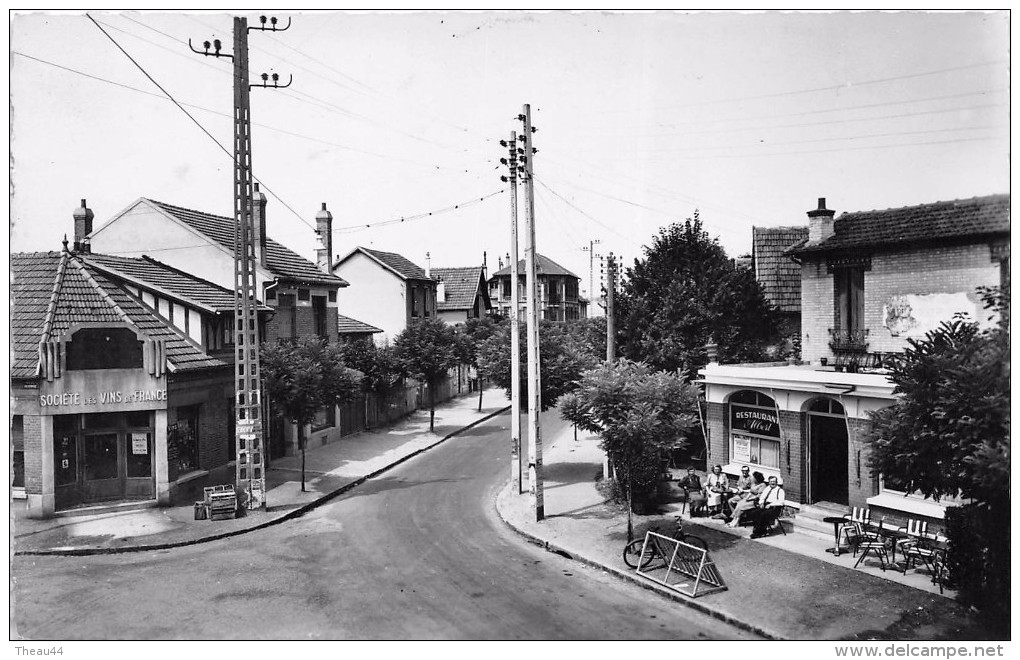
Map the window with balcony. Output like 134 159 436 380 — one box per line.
831 266 867 352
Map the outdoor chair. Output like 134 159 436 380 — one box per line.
893 519 928 565
930 548 951 594
837 507 871 556
853 518 890 570
764 505 787 536
901 531 940 576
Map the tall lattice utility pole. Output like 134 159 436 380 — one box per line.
190 15 292 510
518 104 544 521
606 252 616 363
581 240 601 311
500 132 524 494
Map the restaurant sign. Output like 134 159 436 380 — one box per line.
730 404 780 438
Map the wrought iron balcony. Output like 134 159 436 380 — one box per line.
828 328 869 352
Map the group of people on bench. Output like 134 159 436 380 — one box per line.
678 464 786 538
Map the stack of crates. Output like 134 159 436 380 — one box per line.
204 485 238 520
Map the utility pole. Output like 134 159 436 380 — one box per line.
500 132 523 494
519 104 544 521
190 15 292 510
581 240 601 313
606 253 616 363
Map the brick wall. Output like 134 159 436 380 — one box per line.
198 394 231 469
23 414 43 494
779 410 803 503
800 242 997 362
846 417 877 508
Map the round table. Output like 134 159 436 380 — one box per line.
823 516 847 556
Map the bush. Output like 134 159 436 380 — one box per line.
944 504 1010 635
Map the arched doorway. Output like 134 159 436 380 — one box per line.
807 398 848 505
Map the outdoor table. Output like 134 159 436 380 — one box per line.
823 516 847 556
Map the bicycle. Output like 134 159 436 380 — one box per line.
623 515 708 569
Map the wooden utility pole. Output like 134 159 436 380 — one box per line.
190 15 291 510
501 133 523 494
581 240 601 311
520 104 544 521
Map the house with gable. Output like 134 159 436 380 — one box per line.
332 247 438 344
752 225 810 357
431 265 492 325
12 241 236 518
87 189 348 343
487 253 587 322
698 195 1008 533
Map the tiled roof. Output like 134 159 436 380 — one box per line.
83 253 269 313
432 266 489 312
489 253 579 279
340 247 430 280
147 199 347 287
337 313 383 335
792 194 1010 255
752 226 808 314
11 251 227 379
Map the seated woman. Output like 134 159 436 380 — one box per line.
705 464 729 517
676 467 707 517
727 471 766 528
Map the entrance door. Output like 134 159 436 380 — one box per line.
82 432 121 501
809 410 849 505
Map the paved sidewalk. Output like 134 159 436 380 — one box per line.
497 422 988 641
13 390 510 555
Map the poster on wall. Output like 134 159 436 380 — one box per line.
131 432 148 455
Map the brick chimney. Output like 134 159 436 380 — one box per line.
73 199 93 253
315 202 333 274
808 197 835 243
252 183 268 265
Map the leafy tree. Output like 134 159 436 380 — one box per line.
335 337 401 394
461 316 501 410
476 319 600 411
560 359 700 538
393 318 464 432
616 211 780 372
864 287 1009 632
261 338 361 491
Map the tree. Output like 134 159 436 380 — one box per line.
864 287 1009 632
261 338 361 491
461 316 500 411
393 318 464 432
335 337 401 395
616 211 780 373
476 319 600 411
559 359 700 539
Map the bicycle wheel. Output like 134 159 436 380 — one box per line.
623 539 658 569
678 534 708 552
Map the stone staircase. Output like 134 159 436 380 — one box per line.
785 501 847 543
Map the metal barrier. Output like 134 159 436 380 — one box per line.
635 531 727 598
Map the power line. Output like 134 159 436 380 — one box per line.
534 178 643 246
85 14 318 234
332 189 506 234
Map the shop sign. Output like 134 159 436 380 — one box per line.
131 433 149 455
39 389 167 408
730 404 780 438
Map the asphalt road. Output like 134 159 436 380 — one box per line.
11 412 757 640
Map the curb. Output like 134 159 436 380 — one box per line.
16 405 512 557
492 482 785 641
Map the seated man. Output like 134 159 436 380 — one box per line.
728 465 754 512
747 475 786 538
677 467 707 517
728 470 766 528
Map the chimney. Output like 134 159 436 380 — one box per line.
807 197 835 243
498 256 503 270
437 279 446 303
73 199 93 253
315 202 333 274
482 251 487 278
425 251 431 278
252 183 268 265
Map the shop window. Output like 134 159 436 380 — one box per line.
126 432 152 478
66 327 143 370
729 390 781 470
84 433 119 480
168 405 200 480
12 415 24 488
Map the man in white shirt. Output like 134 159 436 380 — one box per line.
749 475 786 538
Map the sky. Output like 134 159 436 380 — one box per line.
9 10 1010 306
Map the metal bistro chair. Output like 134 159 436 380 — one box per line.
853 518 890 571
837 507 871 556
930 548 951 594
901 528 940 577
893 519 928 567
